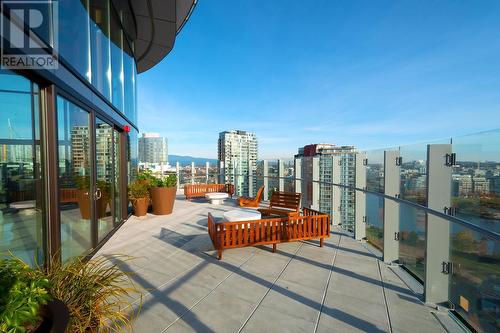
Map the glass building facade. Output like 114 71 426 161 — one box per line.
0 0 196 264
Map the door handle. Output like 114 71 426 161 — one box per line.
95 188 102 200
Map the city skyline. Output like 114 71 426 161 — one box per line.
137 1 500 159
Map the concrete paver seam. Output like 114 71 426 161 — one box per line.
125 259 206 311
161 250 259 332
237 242 305 333
377 260 393 333
313 233 342 333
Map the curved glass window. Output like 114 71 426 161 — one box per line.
89 0 112 101
110 9 124 112
123 53 137 124
59 0 91 81
56 0 137 124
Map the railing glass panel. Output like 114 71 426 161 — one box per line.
449 223 500 333
399 202 426 280
452 129 500 233
366 149 385 193
366 192 384 250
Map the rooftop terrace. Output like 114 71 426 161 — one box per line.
96 193 463 333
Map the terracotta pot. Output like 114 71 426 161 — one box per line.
150 187 176 215
77 189 91 220
133 197 149 217
96 197 109 218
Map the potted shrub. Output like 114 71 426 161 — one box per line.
43 255 139 332
0 255 140 333
0 257 69 333
74 176 91 220
74 177 111 219
96 180 111 218
150 174 177 215
128 180 150 217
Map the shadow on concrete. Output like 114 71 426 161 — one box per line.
135 228 390 332
109 256 217 333
303 239 381 260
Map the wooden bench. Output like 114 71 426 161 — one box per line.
258 191 301 217
184 183 234 200
208 208 330 260
60 188 79 203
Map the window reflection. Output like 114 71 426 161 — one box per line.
90 0 112 100
0 71 44 265
57 0 137 122
110 9 124 112
95 118 114 241
57 96 93 262
59 0 91 81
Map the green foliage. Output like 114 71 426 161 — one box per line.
43 255 140 333
136 170 155 184
136 170 177 188
96 180 111 201
453 230 477 253
0 257 51 333
154 174 177 188
128 180 150 200
74 176 90 190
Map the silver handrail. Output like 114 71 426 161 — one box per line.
207 172 500 241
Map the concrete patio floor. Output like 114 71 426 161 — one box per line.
96 193 462 333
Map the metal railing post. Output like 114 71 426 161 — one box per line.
312 157 320 210
383 150 400 263
218 161 225 184
248 160 254 197
232 159 238 195
205 161 209 184
176 162 180 189
191 162 195 185
355 152 367 241
294 158 302 207
424 144 452 304
333 155 341 226
278 159 285 191
263 160 269 201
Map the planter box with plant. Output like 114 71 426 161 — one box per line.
150 174 177 215
128 180 150 217
74 177 111 220
0 255 140 333
0 257 69 333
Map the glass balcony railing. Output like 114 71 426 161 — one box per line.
170 129 500 332
221 173 498 333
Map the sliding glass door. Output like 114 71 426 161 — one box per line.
57 97 94 261
57 96 124 260
95 117 120 242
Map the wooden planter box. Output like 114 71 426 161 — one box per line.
208 208 330 259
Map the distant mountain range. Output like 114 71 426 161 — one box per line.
169 155 218 167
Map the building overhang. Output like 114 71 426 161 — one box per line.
114 0 197 73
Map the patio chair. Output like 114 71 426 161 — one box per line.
237 186 264 208
258 191 301 217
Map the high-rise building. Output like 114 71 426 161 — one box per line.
296 144 357 231
138 133 168 164
218 130 258 196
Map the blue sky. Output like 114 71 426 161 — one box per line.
137 0 500 159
